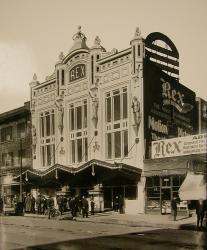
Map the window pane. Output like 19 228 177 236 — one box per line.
46 145 51 166
113 94 120 121
83 104 87 128
51 113 55 135
84 138 88 161
107 133 112 159
51 144 55 164
114 131 121 158
41 146 45 166
40 117 44 137
1 127 12 141
70 108 75 131
76 106 82 130
123 92 128 119
106 97 111 122
46 115 50 136
71 140 75 163
123 130 128 157
77 139 82 162
61 70 64 85
17 123 25 138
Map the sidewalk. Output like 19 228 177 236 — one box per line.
76 212 198 229
24 211 200 230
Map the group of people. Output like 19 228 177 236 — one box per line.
10 193 96 219
68 195 95 219
171 197 207 229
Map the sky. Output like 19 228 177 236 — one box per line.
0 0 206 113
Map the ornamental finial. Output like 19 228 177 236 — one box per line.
33 73 37 81
134 27 141 38
94 36 101 46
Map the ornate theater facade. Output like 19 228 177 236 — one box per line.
22 27 200 214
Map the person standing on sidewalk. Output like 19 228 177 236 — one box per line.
90 196 95 215
171 197 177 221
47 196 54 219
196 199 206 229
0 195 3 214
82 196 89 218
119 195 124 214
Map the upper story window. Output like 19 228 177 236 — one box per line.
17 122 26 138
1 152 13 166
69 100 88 164
69 100 87 131
40 110 55 138
105 87 128 123
61 69 65 85
0 126 13 142
105 87 128 160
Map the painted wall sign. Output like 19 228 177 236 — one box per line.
144 60 196 157
151 133 207 159
69 64 86 82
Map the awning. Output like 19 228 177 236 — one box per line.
178 172 207 200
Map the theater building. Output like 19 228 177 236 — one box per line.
0 102 32 209
21 26 203 214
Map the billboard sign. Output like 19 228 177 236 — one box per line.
151 133 207 159
144 60 196 146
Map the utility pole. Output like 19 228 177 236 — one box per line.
19 137 23 203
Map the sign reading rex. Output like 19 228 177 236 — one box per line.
152 133 207 159
69 64 86 82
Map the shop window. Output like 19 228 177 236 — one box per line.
1 126 13 142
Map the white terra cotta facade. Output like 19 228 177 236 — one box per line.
29 27 145 213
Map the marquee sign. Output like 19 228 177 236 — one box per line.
151 133 207 159
69 64 86 82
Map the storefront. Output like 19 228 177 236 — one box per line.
145 133 207 214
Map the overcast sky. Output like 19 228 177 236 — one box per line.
0 0 206 113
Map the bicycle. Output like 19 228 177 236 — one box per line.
47 207 61 219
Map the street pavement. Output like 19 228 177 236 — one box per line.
0 212 206 250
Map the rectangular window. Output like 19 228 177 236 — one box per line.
46 114 50 136
71 140 75 163
77 138 82 162
61 70 64 85
40 116 44 137
106 96 111 122
107 133 112 159
123 90 128 119
70 107 75 131
105 88 128 160
46 145 51 166
76 106 82 130
17 123 26 138
51 113 55 135
2 152 13 166
123 130 128 157
41 146 45 167
113 93 120 121
69 100 88 163
114 131 121 158
84 138 88 161
83 103 87 128
1 127 12 142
